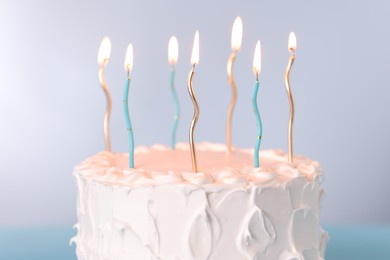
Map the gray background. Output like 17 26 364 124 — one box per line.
1 0 389 227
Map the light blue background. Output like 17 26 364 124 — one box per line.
0 0 389 227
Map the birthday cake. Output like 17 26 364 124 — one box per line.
72 143 328 260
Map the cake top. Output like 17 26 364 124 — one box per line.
75 142 322 188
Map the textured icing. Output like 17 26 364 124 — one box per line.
72 143 328 260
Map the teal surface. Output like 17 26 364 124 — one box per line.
325 226 390 260
0 227 76 260
0 226 389 259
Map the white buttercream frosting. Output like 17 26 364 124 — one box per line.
72 143 328 260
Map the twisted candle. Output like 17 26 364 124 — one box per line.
284 32 297 163
123 75 134 168
124 43 135 168
284 55 295 163
187 31 200 173
97 37 112 152
252 40 262 167
187 65 199 173
168 36 180 150
170 69 180 150
226 16 242 152
252 79 262 167
226 51 237 152
98 65 112 152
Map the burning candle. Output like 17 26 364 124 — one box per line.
187 31 200 173
123 44 135 168
168 36 180 150
226 16 243 152
284 32 296 164
97 37 112 152
252 41 262 167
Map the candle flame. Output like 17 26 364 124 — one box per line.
168 36 179 65
98 37 111 65
253 40 261 76
288 32 297 52
231 16 243 51
124 43 133 72
191 31 199 65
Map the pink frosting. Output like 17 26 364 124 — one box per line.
75 143 322 188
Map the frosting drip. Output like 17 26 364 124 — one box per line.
72 143 328 260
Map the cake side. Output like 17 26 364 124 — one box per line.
72 143 328 260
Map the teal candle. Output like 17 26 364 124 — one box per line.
252 80 262 167
252 40 262 167
124 44 135 168
123 77 134 168
168 36 179 150
170 69 180 150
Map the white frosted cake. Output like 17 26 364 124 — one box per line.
72 143 328 260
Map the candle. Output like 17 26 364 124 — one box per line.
123 44 135 168
168 36 180 150
188 31 200 173
284 32 296 163
252 41 262 167
226 16 243 152
97 37 112 152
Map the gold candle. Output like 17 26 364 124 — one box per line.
226 16 243 152
187 31 200 173
97 37 112 152
284 32 297 163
